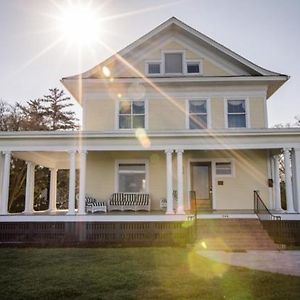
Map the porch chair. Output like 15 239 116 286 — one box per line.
85 196 107 213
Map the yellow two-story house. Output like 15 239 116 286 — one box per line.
1 17 300 221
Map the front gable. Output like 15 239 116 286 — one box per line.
62 17 288 101
114 36 233 78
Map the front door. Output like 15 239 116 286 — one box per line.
190 162 212 211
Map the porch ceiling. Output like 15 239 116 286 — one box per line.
13 151 73 169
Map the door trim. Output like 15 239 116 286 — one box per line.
187 158 235 210
187 159 216 210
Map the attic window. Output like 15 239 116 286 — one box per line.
164 53 183 74
187 62 200 74
148 63 161 74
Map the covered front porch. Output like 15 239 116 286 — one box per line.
1 130 300 221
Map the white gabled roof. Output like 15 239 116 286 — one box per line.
62 17 287 80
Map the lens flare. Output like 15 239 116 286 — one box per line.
135 128 151 148
201 241 207 249
59 2 103 47
102 66 111 77
188 247 228 279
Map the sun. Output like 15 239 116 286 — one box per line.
59 2 102 47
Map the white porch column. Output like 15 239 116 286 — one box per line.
24 161 35 214
49 168 58 212
0 151 11 215
78 150 87 215
67 150 76 215
0 153 3 206
283 148 295 213
165 149 174 214
176 149 185 215
273 155 282 211
292 148 300 213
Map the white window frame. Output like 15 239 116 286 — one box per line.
145 48 204 76
186 98 211 130
116 99 148 130
185 60 202 75
145 60 161 76
224 98 250 129
162 50 185 76
215 159 235 178
114 159 149 193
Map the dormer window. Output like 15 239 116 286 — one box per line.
147 62 161 75
164 52 183 74
146 51 203 76
187 62 201 74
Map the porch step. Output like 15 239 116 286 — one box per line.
196 219 279 250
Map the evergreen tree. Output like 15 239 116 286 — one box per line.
42 88 78 131
17 99 48 131
0 88 79 212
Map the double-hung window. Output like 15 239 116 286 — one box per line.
227 100 247 128
188 100 208 129
119 100 145 129
117 163 147 193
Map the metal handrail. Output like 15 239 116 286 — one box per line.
189 190 197 239
254 190 281 221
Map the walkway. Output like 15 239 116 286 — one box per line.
198 250 300 276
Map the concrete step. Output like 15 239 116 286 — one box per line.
195 219 279 250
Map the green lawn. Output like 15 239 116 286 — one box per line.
0 247 299 300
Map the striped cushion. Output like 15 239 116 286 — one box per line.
109 193 149 207
123 193 136 205
85 196 106 207
85 196 95 204
136 194 149 205
110 193 124 205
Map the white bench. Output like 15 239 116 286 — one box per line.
108 193 150 212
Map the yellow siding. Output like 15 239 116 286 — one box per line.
84 99 115 131
86 151 166 210
182 150 269 210
86 149 270 211
83 94 267 131
249 96 266 128
211 97 224 129
148 98 186 130
203 60 230 76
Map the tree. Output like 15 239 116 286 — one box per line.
273 117 300 210
42 88 78 131
0 88 79 212
17 99 48 131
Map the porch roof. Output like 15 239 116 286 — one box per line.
0 128 300 153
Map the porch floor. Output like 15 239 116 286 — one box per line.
1 209 299 221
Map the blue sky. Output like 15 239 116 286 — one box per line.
0 0 299 126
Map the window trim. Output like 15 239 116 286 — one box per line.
145 60 161 76
186 98 211 130
114 159 149 193
224 97 250 129
116 99 148 130
162 50 185 75
215 159 235 178
185 60 202 75
145 49 203 76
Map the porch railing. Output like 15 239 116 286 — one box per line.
254 190 281 221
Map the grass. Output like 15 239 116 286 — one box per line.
0 247 300 300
